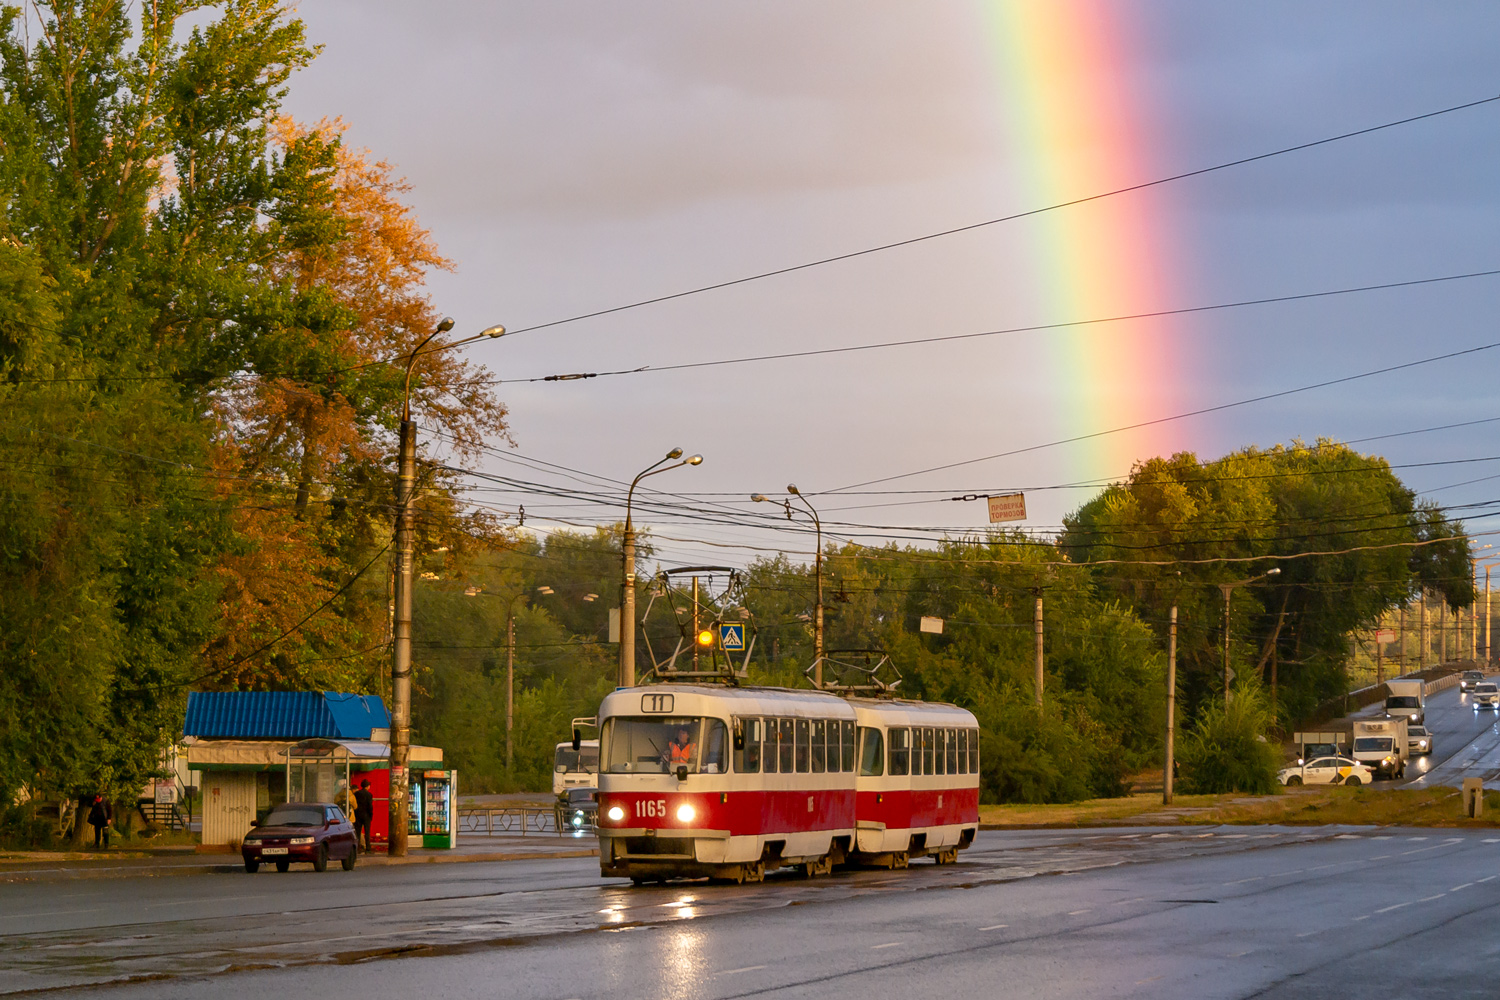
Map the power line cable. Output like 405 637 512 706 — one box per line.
492 93 1500 340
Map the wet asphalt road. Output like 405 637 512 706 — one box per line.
6 825 1500 999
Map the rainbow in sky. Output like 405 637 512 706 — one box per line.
982 0 1191 484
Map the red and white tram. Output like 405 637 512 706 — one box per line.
848 697 980 868
595 684 979 883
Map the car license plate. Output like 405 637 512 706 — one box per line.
261 847 288 855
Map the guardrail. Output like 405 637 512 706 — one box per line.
457 806 562 837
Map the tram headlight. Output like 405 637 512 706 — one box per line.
676 803 696 823
606 805 625 822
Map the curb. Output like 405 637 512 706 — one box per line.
0 847 600 882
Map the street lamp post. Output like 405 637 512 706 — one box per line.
1218 568 1281 705
620 449 702 688
389 317 505 857
504 585 552 772
754 485 824 688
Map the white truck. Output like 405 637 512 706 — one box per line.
1383 678 1425 725
1352 718 1408 779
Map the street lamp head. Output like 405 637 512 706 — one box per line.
481 324 506 339
435 317 455 333
1266 568 1282 577
787 484 800 495
666 447 684 460
687 455 703 466
751 494 769 503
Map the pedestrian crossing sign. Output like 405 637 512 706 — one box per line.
718 622 746 651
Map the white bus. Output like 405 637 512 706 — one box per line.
553 740 599 797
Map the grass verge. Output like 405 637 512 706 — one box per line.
980 786 1500 829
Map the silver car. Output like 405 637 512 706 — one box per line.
1460 670 1486 692
1406 725 1433 755
1473 683 1500 711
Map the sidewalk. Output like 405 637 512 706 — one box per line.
0 834 598 882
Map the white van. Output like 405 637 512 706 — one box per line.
1383 678 1425 726
1352 718 1408 779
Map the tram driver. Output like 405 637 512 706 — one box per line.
664 725 697 767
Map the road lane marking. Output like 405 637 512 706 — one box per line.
1067 909 1092 915
1407 837 1429 841
979 924 1008 931
1369 855 1391 860
1452 883 1474 891
1113 897 1146 905
1295 930 1320 938
1229 950 1255 957
1223 876 1263 885
1375 902 1412 913
1484 839 1500 844
718 966 766 976
871 942 901 950
1478 875 1498 883
1418 893 1447 902
1353 915 1370 921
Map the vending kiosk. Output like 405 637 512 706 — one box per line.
420 770 457 849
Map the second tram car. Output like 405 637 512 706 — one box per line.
596 683 979 883
849 698 980 868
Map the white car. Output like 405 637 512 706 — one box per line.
1277 756 1374 787
1472 683 1500 711
1406 725 1434 756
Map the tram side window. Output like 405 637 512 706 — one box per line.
762 718 778 774
923 728 936 775
779 718 795 773
889 727 909 775
811 720 827 773
935 729 947 775
841 720 856 772
913 728 926 776
946 728 958 774
956 729 967 774
795 718 811 773
736 718 761 773
969 728 980 772
703 719 728 773
858 727 884 776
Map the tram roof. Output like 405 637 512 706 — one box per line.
601 684 856 717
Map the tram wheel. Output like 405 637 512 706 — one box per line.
890 851 909 870
935 847 958 865
744 860 765 883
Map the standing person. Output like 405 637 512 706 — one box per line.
87 795 112 849
353 779 374 851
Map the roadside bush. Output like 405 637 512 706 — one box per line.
0 805 56 850
1177 681 1280 795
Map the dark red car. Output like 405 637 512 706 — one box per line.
242 802 358 873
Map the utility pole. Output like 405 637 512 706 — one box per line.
1487 567 1492 665
1375 624 1383 686
1420 595 1429 668
1034 593 1044 708
390 412 417 857
1398 603 1406 673
505 613 515 771
1218 568 1281 705
1440 601 1448 663
1164 605 1177 806
388 316 506 857
691 576 701 672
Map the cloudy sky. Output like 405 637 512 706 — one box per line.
283 1 1500 569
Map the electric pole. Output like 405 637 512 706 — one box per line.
1034 593 1044 708
1164 605 1177 806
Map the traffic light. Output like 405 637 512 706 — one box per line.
696 628 715 648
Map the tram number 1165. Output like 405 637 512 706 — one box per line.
636 799 668 818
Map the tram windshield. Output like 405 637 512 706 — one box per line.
601 717 728 774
